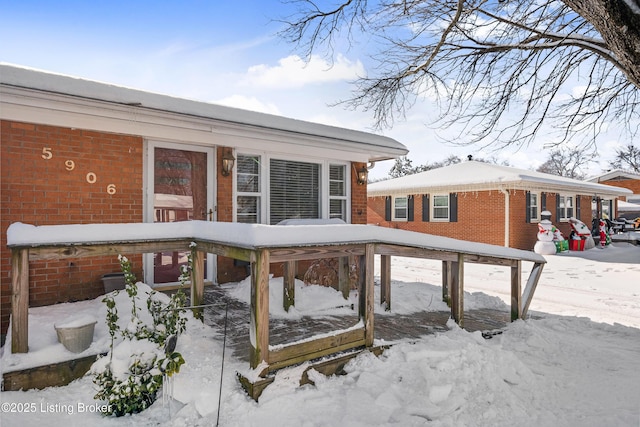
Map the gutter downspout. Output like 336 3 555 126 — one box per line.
500 189 509 247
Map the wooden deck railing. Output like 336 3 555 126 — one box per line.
7 221 546 399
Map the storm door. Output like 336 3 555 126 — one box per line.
146 143 215 286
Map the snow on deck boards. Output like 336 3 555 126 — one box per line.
202 286 512 363
6 221 546 264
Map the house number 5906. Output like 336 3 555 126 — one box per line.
41 146 117 195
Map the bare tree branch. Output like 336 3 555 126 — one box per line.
278 0 640 150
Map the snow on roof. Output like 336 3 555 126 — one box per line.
0 63 407 161
618 200 640 212
368 161 633 197
6 221 545 263
586 169 640 183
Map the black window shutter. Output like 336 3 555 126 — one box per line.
407 196 414 221
384 196 391 221
449 193 458 222
525 191 531 223
576 196 581 219
541 192 547 211
422 194 430 222
556 194 560 218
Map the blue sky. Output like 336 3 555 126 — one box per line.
0 1 624 178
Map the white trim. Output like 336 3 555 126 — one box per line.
392 196 408 221
557 194 575 222
0 65 407 162
431 194 450 222
234 151 352 224
143 140 216 286
529 191 541 223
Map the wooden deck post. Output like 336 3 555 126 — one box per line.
249 249 270 370
450 253 464 327
522 262 545 319
380 254 391 311
11 248 29 353
441 261 452 306
510 260 522 321
359 244 375 347
283 260 296 311
190 249 205 320
338 257 350 300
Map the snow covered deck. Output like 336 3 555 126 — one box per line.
7 221 545 397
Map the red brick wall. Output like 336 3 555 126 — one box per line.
598 178 640 199
351 162 368 225
215 146 250 284
368 190 595 250
1 120 144 338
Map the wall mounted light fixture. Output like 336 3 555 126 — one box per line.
221 149 235 176
356 165 368 185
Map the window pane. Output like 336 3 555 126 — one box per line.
237 196 259 223
330 199 346 220
329 165 346 196
566 196 574 218
530 193 538 220
433 195 449 219
270 159 320 224
394 197 407 219
237 155 260 193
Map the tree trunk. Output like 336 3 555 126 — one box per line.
564 0 640 88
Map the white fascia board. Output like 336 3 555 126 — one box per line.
1 85 406 163
0 63 408 162
367 180 633 198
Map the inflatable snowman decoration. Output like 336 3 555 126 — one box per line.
534 210 564 255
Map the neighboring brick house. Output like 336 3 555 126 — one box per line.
588 169 640 204
0 64 407 341
367 161 631 250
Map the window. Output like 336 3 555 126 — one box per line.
329 164 347 221
269 158 320 225
528 192 540 222
432 194 450 220
236 155 261 223
393 196 408 220
558 195 574 220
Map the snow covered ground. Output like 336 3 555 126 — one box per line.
1 242 639 426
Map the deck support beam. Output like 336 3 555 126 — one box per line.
190 249 205 320
380 255 391 311
283 260 296 311
450 253 464 327
338 256 351 300
11 248 29 353
359 244 375 347
510 260 522 321
249 249 270 370
442 261 452 306
522 262 545 319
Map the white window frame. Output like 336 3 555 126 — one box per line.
392 196 408 221
431 194 450 222
529 192 540 222
233 152 351 224
236 153 262 224
558 194 575 221
329 164 348 221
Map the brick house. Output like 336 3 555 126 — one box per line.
587 169 640 215
0 64 407 341
367 161 631 250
